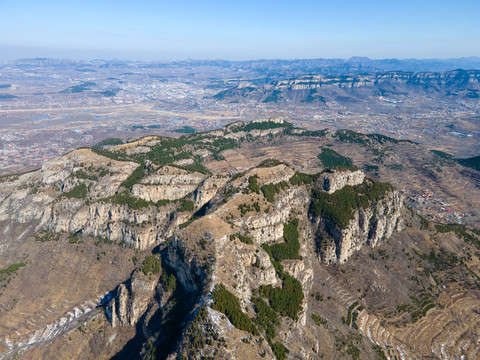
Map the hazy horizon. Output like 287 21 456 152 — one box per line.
1 0 480 62
2 53 480 64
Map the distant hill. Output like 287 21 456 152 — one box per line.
4 56 480 76
430 150 480 171
457 155 480 171
212 70 480 108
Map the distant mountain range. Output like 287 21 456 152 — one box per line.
216 57 480 76
212 70 480 111
4 57 480 76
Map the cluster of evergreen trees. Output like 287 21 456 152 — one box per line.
211 284 256 334
318 148 354 168
310 179 393 229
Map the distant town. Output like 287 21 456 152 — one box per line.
1 58 479 174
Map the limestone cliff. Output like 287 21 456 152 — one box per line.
214 70 480 105
105 271 160 328
310 170 403 264
131 166 207 202
0 149 138 223
38 201 176 249
320 168 365 194
0 150 224 250
194 175 229 208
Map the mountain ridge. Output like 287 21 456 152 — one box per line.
213 70 480 108
1 119 480 359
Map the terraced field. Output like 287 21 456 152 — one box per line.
323 273 419 359
321 260 480 360
393 289 480 358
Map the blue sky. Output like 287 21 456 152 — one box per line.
1 0 479 61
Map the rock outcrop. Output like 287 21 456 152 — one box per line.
227 186 309 244
319 168 365 194
214 70 480 106
131 166 207 202
0 149 138 223
194 175 229 208
319 190 403 264
311 171 403 264
0 153 221 250
38 201 175 249
248 164 295 186
106 271 160 328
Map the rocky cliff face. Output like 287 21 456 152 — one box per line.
106 271 160 328
213 69 480 108
38 201 175 249
319 168 365 194
0 149 137 223
0 151 225 250
259 70 480 92
194 175 229 208
95 163 318 358
311 172 403 264
131 166 207 202
318 190 403 264
226 186 308 245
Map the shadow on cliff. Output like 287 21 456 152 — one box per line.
110 249 200 360
110 309 156 360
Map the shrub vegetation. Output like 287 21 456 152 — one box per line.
435 223 480 249
310 178 394 229
261 181 289 202
257 159 288 168
270 342 289 360
264 219 301 262
312 313 328 326
246 175 260 193
141 254 162 275
63 184 88 199
252 297 280 340
318 148 354 168
121 162 145 189
457 155 480 171
260 218 304 320
289 171 319 186
0 263 26 277
179 200 195 212
211 284 256 334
